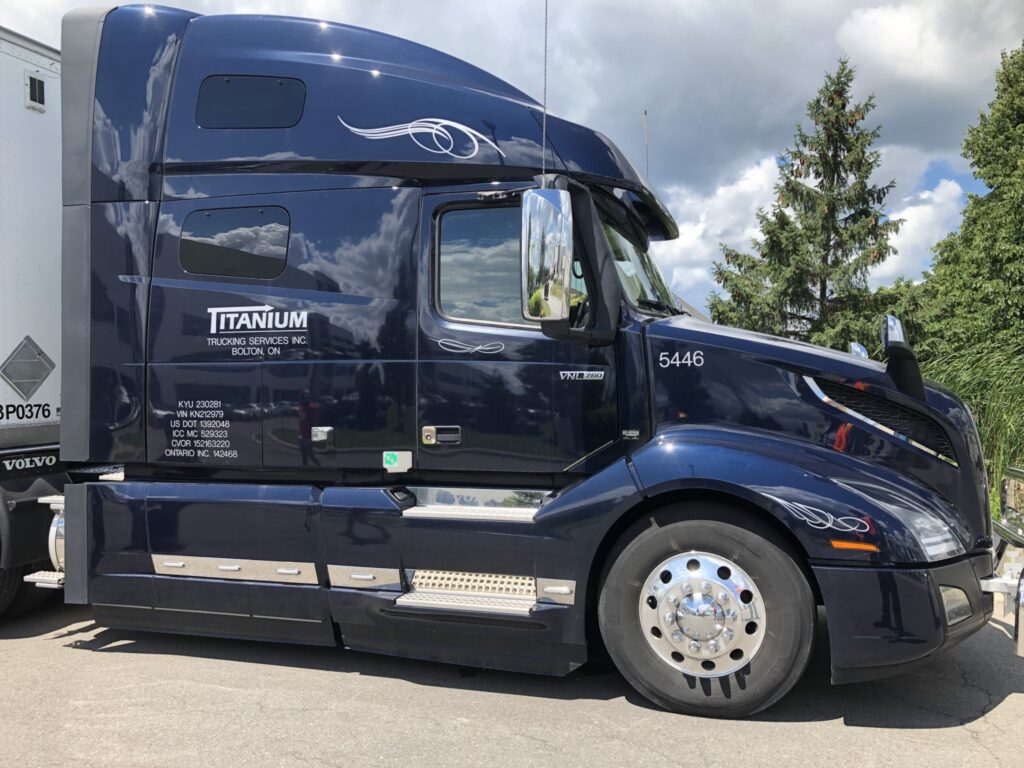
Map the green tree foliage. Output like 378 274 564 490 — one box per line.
915 45 1024 496
709 60 901 349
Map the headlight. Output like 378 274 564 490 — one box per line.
836 478 967 562
881 503 966 562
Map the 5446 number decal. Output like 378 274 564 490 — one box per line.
658 350 704 368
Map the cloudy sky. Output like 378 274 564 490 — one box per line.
5 0 1022 312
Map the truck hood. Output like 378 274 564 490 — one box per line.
647 315 892 386
644 314 992 553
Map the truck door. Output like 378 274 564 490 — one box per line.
148 200 287 468
416 191 617 475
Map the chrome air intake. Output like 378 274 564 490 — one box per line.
807 377 957 466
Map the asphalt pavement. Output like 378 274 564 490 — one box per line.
1 596 1021 768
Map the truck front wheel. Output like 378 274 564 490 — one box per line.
598 506 815 718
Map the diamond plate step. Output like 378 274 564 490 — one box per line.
394 592 536 615
24 570 63 589
407 569 536 597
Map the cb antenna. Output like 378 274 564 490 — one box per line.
643 108 650 180
541 0 549 187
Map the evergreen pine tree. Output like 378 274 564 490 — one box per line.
709 60 901 349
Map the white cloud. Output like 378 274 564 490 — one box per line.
874 144 965 206
650 157 777 312
838 4 956 84
838 1 1022 86
871 178 965 283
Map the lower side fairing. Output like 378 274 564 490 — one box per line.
63 457 643 676
64 445 994 683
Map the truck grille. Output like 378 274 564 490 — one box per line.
815 379 955 463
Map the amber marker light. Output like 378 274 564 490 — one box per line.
830 539 880 552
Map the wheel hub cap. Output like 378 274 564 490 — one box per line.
639 551 766 678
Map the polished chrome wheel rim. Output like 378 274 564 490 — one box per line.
638 550 766 677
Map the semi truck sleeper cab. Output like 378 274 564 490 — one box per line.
51 4 1022 718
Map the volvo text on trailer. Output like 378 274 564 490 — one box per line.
51 4 1022 717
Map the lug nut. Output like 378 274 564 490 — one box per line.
671 630 683 642
708 639 720 653
668 594 679 606
664 612 676 623
726 609 738 621
688 640 701 654
684 583 694 595
701 582 712 594
717 591 729 604
723 628 735 642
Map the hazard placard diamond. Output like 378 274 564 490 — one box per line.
0 336 55 401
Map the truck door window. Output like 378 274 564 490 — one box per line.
437 206 526 325
179 206 290 279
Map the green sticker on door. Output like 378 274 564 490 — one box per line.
382 451 412 473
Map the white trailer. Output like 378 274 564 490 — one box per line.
0 26 64 617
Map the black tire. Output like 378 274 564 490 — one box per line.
7 560 55 618
598 503 815 718
0 563 23 619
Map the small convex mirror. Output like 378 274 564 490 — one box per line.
521 188 573 322
881 314 908 349
848 342 869 358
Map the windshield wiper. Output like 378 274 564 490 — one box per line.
635 297 678 315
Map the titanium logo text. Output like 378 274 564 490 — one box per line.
207 305 308 335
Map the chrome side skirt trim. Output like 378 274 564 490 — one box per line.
151 554 318 585
804 376 958 467
394 592 535 615
536 578 577 606
327 565 402 591
403 486 550 523
156 606 249 618
402 504 538 523
93 603 322 623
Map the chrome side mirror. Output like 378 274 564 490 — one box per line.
521 188 573 323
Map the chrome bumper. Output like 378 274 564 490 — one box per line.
985 467 1024 656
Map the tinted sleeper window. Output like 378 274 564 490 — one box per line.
180 207 290 279
196 75 306 129
438 207 524 324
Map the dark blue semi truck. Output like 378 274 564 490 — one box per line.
46 4 1022 717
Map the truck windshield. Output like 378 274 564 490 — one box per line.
594 193 677 314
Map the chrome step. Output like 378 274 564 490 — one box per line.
402 503 538 524
401 487 549 524
407 568 536 597
393 569 543 615
394 592 536 615
24 570 63 589
38 495 64 512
